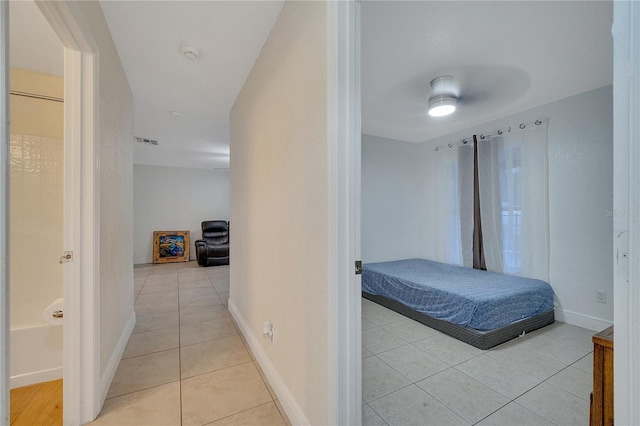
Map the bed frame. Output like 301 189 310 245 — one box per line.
363 291 555 350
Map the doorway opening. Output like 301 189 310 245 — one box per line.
8 1 64 423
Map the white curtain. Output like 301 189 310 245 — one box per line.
426 142 473 266
477 121 549 281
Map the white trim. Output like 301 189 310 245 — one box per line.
553 308 612 332
0 1 10 423
100 312 135 404
36 2 101 424
228 300 309 426
613 1 640 424
10 368 63 390
326 1 361 424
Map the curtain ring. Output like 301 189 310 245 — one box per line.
497 129 503 135
519 123 526 129
448 143 453 148
507 127 511 132
434 146 439 151
535 120 542 126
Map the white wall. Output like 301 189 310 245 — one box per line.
362 135 421 263
362 85 613 328
133 165 230 264
229 2 330 424
70 0 135 383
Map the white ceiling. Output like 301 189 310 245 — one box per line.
9 1 64 77
22 1 611 169
361 1 613 143
100 1 284 170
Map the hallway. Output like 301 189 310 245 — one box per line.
90 262 289 425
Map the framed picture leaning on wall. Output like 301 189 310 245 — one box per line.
153 230 190 263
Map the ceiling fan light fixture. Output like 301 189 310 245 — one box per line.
181 45 200 60
428 94 457 117
428 75 457 117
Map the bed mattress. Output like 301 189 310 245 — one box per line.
362 258 554 331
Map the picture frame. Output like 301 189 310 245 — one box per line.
153 230 190 263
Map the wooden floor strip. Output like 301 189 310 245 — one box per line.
10 379 63 426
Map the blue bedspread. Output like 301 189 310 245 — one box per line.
362 258 554 331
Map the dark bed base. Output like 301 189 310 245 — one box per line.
363 292 555 350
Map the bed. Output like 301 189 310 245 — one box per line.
362 258 555 349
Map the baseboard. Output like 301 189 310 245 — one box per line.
10 367 63 389
228 299 310 426
100 310 136 403
554 308 612 331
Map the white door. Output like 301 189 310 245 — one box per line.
612 1 640 424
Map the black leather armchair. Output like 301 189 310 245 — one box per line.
195 220 229 266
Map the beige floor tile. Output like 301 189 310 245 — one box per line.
412 334 484 366
107 349 180 398
487 342 567 381
362 403 387 426
138 283 178 296
476 402 555 426
516 382 590 425
377 345 448 382
181 336 251 378
180 286 218 299
180 317 238 346
546 366 593 401
135 291 178 306
382 319 440 343
416 368 509 424
362 327 408 355
572 352 593 375
179 279 214 290
206 402 285 425
90 382 181 426
179 304 230 325
274 400 291 426
362 356 411 402
133 309 179 334
122 327 179 359
180 295 223 310
253 360 277 400
362 307 407 326
181 363 272 426
135 298 179 313
455 354 541 399
370 385 469 426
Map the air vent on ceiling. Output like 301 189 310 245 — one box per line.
134 136 158 146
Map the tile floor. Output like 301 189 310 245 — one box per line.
88 261 595 426
362 298 595 426
89 261 290 426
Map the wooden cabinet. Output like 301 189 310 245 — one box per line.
590 326 613 426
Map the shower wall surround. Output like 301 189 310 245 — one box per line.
9 68 63 328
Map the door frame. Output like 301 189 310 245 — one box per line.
34 2 101 424
1 0 10 423
612 1 640 424
327 1 361 424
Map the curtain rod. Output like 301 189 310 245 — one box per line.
433 118 545 152
9 90 63 103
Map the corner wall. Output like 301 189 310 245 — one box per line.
362 85 614 329
133 165 229 264
361 135 422 263
229 2 329 424
69 0 135 384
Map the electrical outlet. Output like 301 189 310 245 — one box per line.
263 322 274 344
596 290 607 304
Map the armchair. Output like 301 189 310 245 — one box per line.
195 220 229 267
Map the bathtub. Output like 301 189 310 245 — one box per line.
10 324 63 389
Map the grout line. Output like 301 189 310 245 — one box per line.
105 378 182 401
